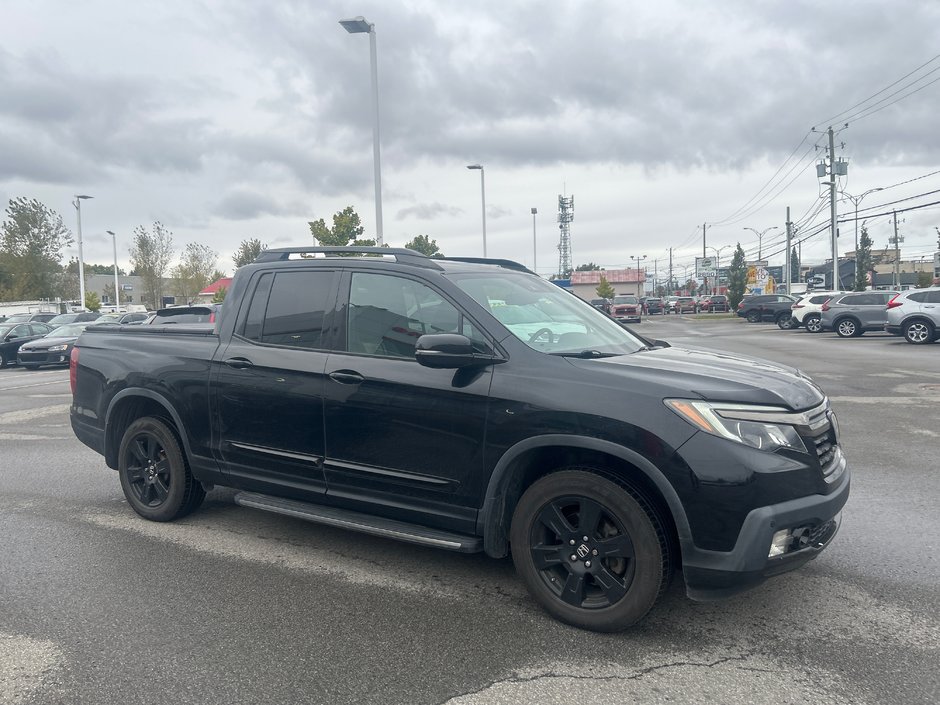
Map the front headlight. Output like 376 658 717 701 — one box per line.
48 344 69 352
665 399 807 452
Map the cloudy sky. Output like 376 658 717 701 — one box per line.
2 0 939 282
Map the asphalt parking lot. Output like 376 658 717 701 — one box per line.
1 318 938 705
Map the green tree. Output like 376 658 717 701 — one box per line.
129 222 175 309
172 242 219 303
233 238 267 268
790 246 800 284
212 286 227 303
916 271 932 288
596 275 615 299
854 225 873 291
727 243 747 309
309 206 375 247
403 234 442 257
576 262 602 271
686 279 699 295
0 197 72 300
84 290 101 312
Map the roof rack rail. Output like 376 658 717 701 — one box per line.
254 246 441 269
438 257 534 274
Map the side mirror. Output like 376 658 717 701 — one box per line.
415 334 504 369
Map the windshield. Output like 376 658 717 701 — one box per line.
0 325 14 336
613 296 637 304
451 273 647 355
48 323 88 337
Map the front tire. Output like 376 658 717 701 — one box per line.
904 319 935 345
0 351 9 368
118 416 206 522
510 470 670 632
805 314 823 333
776 314 796 330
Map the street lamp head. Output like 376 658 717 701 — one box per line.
339 16 373 33
75 194 93 200
106 230 115 236
531 207 537 215
466 164 483 170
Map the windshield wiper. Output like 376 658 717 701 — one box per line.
550 349 623 359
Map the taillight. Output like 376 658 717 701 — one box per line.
70 347 79 394
737 302 744 309
886 295 903 309
792 304 803 309
209 311 216 323
821 302 830 312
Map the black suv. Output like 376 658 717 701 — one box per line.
71 248 849 632
737 294 797 325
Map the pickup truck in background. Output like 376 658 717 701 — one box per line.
70 247 849 632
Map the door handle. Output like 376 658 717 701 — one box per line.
223 357 254 369
329 370 364 385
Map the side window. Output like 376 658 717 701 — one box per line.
13 325 30 338
241 270 334 349
925 291 940 304
839 294 864 305
810 295 829 304
907 292 928 303
346 272 486 358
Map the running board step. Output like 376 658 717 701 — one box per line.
233 492 483 553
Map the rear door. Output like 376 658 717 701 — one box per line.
321 269 495 533
212 268 337 497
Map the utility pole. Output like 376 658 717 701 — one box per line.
653 259 659 295
668 247 673 295
702 222 707 259
828 126 839 290
891 211 904 288
785 206 792 294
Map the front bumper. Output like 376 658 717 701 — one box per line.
614 315 641 323
681 463 850 600
17 349 70 366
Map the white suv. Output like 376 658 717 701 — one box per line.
788 291 846 332
885 287 940 344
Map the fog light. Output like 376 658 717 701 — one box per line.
769 529 792 557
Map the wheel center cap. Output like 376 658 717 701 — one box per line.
576 543 590 559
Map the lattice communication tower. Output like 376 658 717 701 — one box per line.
557 194 574 276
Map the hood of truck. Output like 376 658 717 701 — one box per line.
571 345 825 410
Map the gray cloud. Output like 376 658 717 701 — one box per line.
213 189 308 221
395 202 463 220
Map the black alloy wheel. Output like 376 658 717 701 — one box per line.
903 319 935 345
746 310 761 323
804 314 823 333
118 416 205 522
510 470 670 632
776 313 796 330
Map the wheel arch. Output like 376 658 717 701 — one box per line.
902 316 937 341
834 315 861 333
104 389 192 470
477 435 690 560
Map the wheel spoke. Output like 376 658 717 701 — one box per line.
595 533 635 559
530 543 564 570
576 498 604 536
538 503 575 538
152 475 169 503
137 482 152 504
592 566 628 604
125 466 145 484
131 438 149 464
560 571 586 606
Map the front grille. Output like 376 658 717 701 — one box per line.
803 403 841 479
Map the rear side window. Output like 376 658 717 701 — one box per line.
907 292 929 303
809 295 830 304
241 270 335 349
926 291 940 303
839 294 876 305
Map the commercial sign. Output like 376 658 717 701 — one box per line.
695 256 716 277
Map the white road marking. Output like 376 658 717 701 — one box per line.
0 404 70 426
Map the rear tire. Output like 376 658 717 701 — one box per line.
904 319 935 345
510 469 670 632
805 314 823 333
776 314 796 330
836 318 859 338
0 351 8 368
118 416 205 522
746 310 761 323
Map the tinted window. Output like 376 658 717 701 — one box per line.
907 292 929 303
809 295 830 304
11 325 31 338
838 294 872 305
259 271 334 348
925 291 940 303
347 272 485 358
242 272 274 341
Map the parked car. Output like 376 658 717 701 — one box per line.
736 294 797 325
645 297 665 315
2 312 59 325
884 287 940 344
788 291 846 332
45 312 102 327
146 304 221 325
94 311 151 326
701 295 729 313
17 322 90 369
611 295 641 323
673 297 697 314
663 296 679 313
819 291 898 337
0 322 54 367
589 298 612 314
70 246 848 632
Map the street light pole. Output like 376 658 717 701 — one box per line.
841 187 883 258
742 226 778 262
106 230 120 310
340 16 384 246
630 254 647 298
531 207 537 274
466 164 487 257
72 195 93 309
708 245 731 294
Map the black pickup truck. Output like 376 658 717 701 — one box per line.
70 247 849 632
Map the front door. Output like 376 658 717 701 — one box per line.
322 270 496 534
213 268 337 498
